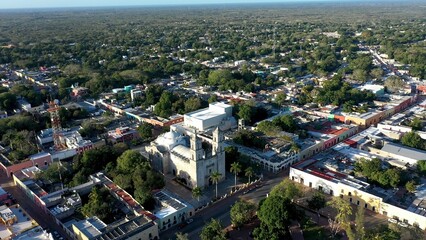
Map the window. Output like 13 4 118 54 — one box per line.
329 190 333 195
372 206 376 212
349 198 352 203
348 192 352 196
340 194 343 199
318 186 323 192
341 189 344 193
357 201 360 206
365 203 368 208
300 178 304 184
309 182 312 188
292 176 295 181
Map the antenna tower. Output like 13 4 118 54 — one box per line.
47 100 63 150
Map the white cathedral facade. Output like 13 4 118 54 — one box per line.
146 102 236 189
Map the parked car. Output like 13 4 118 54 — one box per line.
388 218 398 224
398 222 409 228
186 219 194 224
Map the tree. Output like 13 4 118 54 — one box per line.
401 131 425 150
352 69 368 82
270 178 302 201
208 69 233 86
237 104 254 124
307 192 326 221
81 187 113 222
208 94 218 103
184 97 202 113
272 115 298 133
134 187 156 210
0 92 17 111
406 180 417 193
210 171 222 199
230 162 241 191
349 54 372 72
192 186 202 202
116 150 148 173
230 200 256 228
112 142 129 156
137 122 153 140
256 121 281 136
355 206 365 240
370 67 384 80
200 219 226 240
245 167 254 183
256 195 296 237
328 197 353 239
154 91 173 118
274 92 287 106
114 174 133 191
176 232 189 240
384 75 405 93
410 117 423 131
417 160 426 176
363 225 400 240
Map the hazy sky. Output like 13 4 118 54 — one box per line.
0 0 353 9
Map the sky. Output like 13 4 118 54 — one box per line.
0 0 358 9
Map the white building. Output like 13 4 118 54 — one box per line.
130 89 142 101
184 102 236 131
152 190 194 232
146 102 232 189
290 147 426 230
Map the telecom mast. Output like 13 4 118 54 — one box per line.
47 99 63 150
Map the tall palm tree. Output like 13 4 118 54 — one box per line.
210 171 222 199
245 167 254 184
192 186 202 202
230 162 242 191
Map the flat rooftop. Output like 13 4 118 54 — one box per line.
185 107 225 121
73 217 106 239
382 142 426 161
293 149 370 190
93 215 154 240
13 226 51 240
153 190 189 219
0 205 37 239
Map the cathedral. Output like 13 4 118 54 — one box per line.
146 102 235 189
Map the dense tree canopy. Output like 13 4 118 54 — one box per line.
81 187 115 223
401 131 426 150
230 200 257 228
200 219 226 240
255 195 296 239
354 158 401 188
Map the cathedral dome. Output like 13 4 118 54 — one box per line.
156 131 181 149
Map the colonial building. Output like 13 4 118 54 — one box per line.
146 102 233 189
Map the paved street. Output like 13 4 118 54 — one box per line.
161 170 287 240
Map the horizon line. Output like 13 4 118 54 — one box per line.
0 0 414 10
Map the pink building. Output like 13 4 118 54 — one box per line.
0 152 52 177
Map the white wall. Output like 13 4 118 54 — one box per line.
381 202 426 230
289 167 338 195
